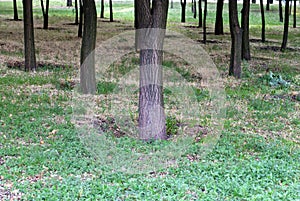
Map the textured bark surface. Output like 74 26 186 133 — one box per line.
41 0 49 29
281 0 290 51
135 0 169 140
214 0 224 35
229 0 242 78
23 0 36 71
80 0 97 94
260 0 265 42
198 0 202 27
241 0 251 60
13 0 18 20
181 0 186 23
109 0 113 22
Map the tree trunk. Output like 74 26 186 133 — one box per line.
109 0 113 22
193 0 197 18
198 0 202 27
229 0 242 78
23 0 36 71
279 0 283 22
214 0 224 35
252 0 256 3
281 0 290 51
67 0 72 6
260 0 265 42
266 0 270 10
241 0 251 60
13 0 18 20
41 0 49 29
293 0 296 28
135 0 169 141
289 0 292 15
192 0 194 13
78 0 83 37
75 0 79 24
100 0 104 18
181 0 186 23
171 0 173 9
203 0 207 43
80 0 97 94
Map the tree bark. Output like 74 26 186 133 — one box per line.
80 0 97 94
75 0 79 24
241 0 251 60
41 0 49 29
78 0 83 37
181 0 186 23
109 0 113 22
214 0 224 35
279 0 283 22
100 0 104 18
203 0 207 43
13 0 18 20
260 0 265 42
23 0 36 71
193 0 197 19
198 0 202 27
293 0 296 28
281 0 290 51
229 0 242 78
135 0 169 140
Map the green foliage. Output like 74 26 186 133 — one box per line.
97 81 117 94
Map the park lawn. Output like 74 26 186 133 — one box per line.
0 1 300 200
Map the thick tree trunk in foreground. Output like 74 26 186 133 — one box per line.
135 0 169 140
23 0 36 71
281 0 290 51
214 0 224 35
80 0 97 94
13 0 18 20
229 0 242 78
109 0 113 22
279 0 283 22
41 0 49 29
100 0 104 18
241 0 251 60
260 0 266 42
181 0 186 23
203 0 207 43
198 0 202 27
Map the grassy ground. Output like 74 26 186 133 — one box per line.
0 1 300 200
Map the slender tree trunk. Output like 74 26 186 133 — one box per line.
193 0 197 18
13 0 18 20
260 0 266 42
214 0 224 35
192 0 194 13
203 0 207 43
266 0 270 10
109 0 113 22
135 0 169 141
78 0 83 37
241 0 251 60
75 0 79 24
41 0 49 29
23 0 36 71
67 0 72 6
100 0 104 18
279 0 283 22
229 0 242 78
281 0 290 51
198 0 202 27
289 0 292 15
80 0 97 94
181 0 186 23
171 0 173 9
293 0 296 28
252 0 256 3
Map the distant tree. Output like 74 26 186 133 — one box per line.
80 0 97 94
279 0 283 22
241 0 251 60
109 0 113 22
78 0 83 37
229 0 242 78
214 0 224 35
192 0 194 12
198 0 202 27
181 0 186 23
266 0 270 10
23 0 36 71
135 0 169 140
75 0 79 24
252 0 256 3
260 0 266 42
281 0 290 51
100 0 104 18
203 0 207 43
293 0 296 28
41 0 49 29
13 0 18 20
67 0 72 7
193 0 197 19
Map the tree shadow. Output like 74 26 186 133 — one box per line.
6 60 71 71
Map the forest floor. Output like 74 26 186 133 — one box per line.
0 1 300 200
